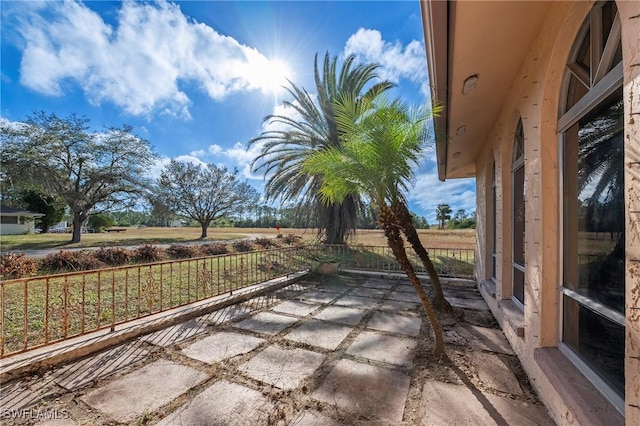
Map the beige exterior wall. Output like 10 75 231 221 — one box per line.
472 1 639 424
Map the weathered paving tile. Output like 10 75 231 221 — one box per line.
233 311 299 335
346 331 417 368
157 380 274 426
298 291 338 304
238 345 325 390
367 312 422 337
361 279 393 289
459 325 515 355
0 376 58 411
312 359 410 423
348 287 388 299
290 410 342 426
420 381 554 425
141 318 209 346
53 342 149 391
332 295 380 309
388 290 421 303
471 351 522 395
284 319 353 350
313 305 367 326
81 359 207 423
377 299 420 313
181 331 264 364
271 300 319 317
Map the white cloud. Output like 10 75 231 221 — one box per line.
410 170 476 223
12 0 288 119
208 144 223 155
343 28 430 99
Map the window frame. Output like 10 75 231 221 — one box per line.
511 119 525 308
557 0 625 413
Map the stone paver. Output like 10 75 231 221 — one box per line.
333 295 380 309
284 319 353 350
238 345 325 390
420 381 554 426
0 376 57 412
81 359 207 423
313 305 367 326
361 279 393 289
157 380 274 426
472 351 523 395
377 298 420 313
181 331 264 364
346 331 417 367
141 318 208 346
271 300 319 317
35 420 78 426
367 311 422 337
447 296 491 311
348 287 388 298
290 410 342 425
298 291 338 304
312 359 410 423
461 325 515 355
388 290 421 303
53 342 148 391
233 311 299 335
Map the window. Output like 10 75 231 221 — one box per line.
0 216 18 224
491 162 497 280
512 120 525 306
559 0 624 412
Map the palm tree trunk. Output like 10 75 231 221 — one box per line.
379 206 445 356
393 202 452 312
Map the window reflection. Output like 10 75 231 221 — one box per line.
563 90 624 312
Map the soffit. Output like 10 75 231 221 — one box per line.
428 1 552 180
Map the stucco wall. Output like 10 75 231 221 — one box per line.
473 1 639 424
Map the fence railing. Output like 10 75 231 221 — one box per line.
0 244 474 358
312 244 475 279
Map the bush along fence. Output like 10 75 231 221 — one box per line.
0 244 474 358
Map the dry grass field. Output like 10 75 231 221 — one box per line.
0 227 476 252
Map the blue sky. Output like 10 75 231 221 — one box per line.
0 0 475 224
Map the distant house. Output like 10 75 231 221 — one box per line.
421 0 638 424
0 205 45 235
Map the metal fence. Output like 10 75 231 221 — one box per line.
0 244 474 358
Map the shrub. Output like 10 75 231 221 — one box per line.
232 239 254 252
254 237 280 249
88 214 113 232
94 247 131 266
167 244 199 259
132 244 163 263
282 234 301 245
41 250 106 272
200 243 229 256
0 253 38 279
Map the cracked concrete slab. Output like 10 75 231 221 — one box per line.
0 375 58 411
53 342 148 391
233 311 299 335
284 319 353 350
366 312 422 337
346 331 417 367
348 287 388 298
271 300 319 317
361 279 393 289
181 331 264 364
420 381 553 425
313 305 367 326
472 351 523 395
388 290 421 303
446 296 490 311
461 325 515 355
157 380 274 426
81 359 207 423
238 345 325 390
312 359 410 423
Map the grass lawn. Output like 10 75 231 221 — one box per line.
1 227 475 252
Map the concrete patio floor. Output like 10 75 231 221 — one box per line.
0 272 554 425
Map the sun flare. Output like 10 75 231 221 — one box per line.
260 58 293 94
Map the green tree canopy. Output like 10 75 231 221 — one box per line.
157 160 259 239
20 189 66 233
250 52 394 244
1 112 157 242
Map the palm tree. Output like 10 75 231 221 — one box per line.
304 95 448 355
250 53 394 244
436 204 451 230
